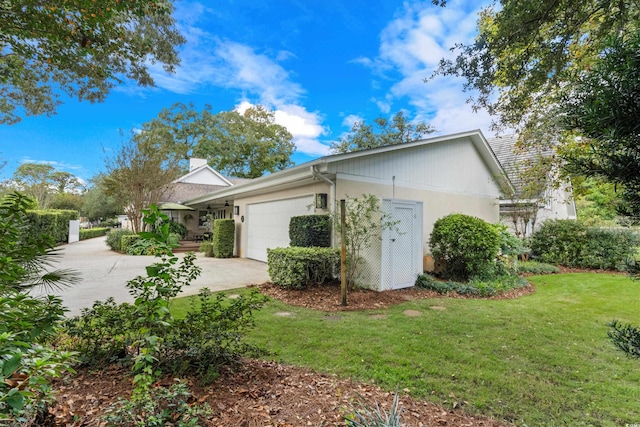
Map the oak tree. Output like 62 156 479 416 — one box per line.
0 0 185 124
330 111 435 154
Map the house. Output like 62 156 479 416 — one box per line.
159 158 234 238
487 135 577 238
184 130 511 291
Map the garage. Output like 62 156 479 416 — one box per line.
245 196 314 262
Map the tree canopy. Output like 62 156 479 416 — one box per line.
559 33 640 218
138 103 295 179
330 111 435 154
103 137 183 233
0 0 185 124
434 0 640 132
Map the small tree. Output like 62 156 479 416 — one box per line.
104 138 182 233
338 194 397 289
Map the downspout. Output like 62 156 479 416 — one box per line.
311 165 336 247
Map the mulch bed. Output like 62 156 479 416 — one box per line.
46 279 546 426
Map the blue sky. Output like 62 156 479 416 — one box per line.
0 0 494 183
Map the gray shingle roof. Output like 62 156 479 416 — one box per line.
487 134 553 199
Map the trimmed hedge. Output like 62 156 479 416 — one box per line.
26 209 79 243
213 219 235 258
430 213 501 281
289 215 331 247
267 247 339 289
120 234 143 253
105 228 134 252
79 227 109 240
531 220 639 270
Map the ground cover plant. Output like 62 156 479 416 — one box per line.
211 273 639 426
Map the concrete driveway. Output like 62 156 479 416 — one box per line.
30 236 270 316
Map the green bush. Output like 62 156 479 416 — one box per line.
608 320 640 358
80 227 109 240
120 234 143 253
126 239 173 256
582 228 638 270
0 193 76 423
267 247 339 289
415 273 527 297
289 215 331 247
161 288 268 384
25 209 78 243
429 214 501 281
167 220 188 239
63 298 136 366
515 261 560 275
530 220 587 266
212 219 235 258
199 241 214 257
531 220 639 270
103 381 213 426
106 228 134 252
167 232 181 247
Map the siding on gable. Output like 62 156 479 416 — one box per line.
327 138 500 198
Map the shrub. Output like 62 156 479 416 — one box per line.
267 247 339 289
63 298 136 366
429 214 501 281
212 219 235 258
608 320 640 358
344 393 403 427
530 220 587 266
162 288 268 384
25 209 78 243
581 228 638 270
199 241 214 257
126 239 173 256
79 227 109 240
103 381 212 427
106 228 134 252
414 273 526 297
515 261 560 274
167 220 187 239
0 193 76 423
120 234 142 253
531 220 639 270
289 215 331 247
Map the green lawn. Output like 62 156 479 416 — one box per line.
172 274 640 426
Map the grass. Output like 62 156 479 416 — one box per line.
171 274 640 426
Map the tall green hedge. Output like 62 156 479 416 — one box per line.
79 227 109 240
267 247 339 289
289 215 331 247
26 209 79 243
213 219 235 258
531 220 639 270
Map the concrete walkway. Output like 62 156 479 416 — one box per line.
30 236 270 316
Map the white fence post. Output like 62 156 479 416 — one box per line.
68 220 80 243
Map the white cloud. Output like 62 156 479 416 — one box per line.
342 114 363 128
237 102 330 157
138 3 331 157
362 0 496 135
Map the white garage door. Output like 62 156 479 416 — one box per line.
246 196 314 262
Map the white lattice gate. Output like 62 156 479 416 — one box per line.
381 199 423 290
